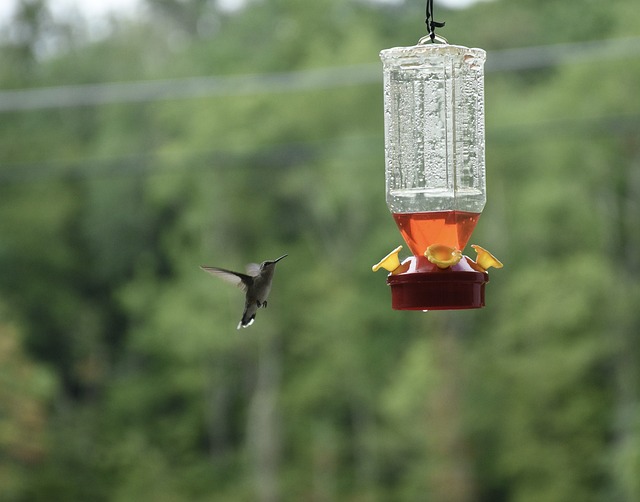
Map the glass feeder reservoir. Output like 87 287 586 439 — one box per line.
373 40 502 310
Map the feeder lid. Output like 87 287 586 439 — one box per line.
379 43 486 68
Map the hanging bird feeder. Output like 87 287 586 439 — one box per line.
373 2 502 310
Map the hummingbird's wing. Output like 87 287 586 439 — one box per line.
245 263 261 276
200 266 253 293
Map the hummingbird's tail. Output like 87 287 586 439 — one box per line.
237 316 255 329
237 303 258 329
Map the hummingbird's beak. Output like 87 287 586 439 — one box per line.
274 254 288 263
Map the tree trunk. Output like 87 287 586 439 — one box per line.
426 314 476 502
247 334 282 502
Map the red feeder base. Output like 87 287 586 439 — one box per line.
387 255 489 310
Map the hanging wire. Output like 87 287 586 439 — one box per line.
425 0 446 42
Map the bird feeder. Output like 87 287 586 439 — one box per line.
373 36 502 310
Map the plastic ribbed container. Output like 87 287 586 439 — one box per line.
380 42 487 257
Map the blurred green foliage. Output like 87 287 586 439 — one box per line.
1 0 639 500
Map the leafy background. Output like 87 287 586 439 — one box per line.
1 0 639 500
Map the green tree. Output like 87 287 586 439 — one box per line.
1 0 640 500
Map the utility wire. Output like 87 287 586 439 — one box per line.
485 36 640 72
1 113 639 184
0 37 639 112
1 36 639 185
0 64 380 112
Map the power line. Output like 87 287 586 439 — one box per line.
2 113 639 185
485 36 640 72
0 37 638 112
0 136 382 184
0 64 380 112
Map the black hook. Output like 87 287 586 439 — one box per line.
425 0 446 41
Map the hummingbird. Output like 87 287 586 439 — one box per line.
200 254 287 329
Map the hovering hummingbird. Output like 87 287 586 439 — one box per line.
200 254 287 329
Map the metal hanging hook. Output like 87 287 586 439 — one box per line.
425 0 446 42
418 33 449 45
